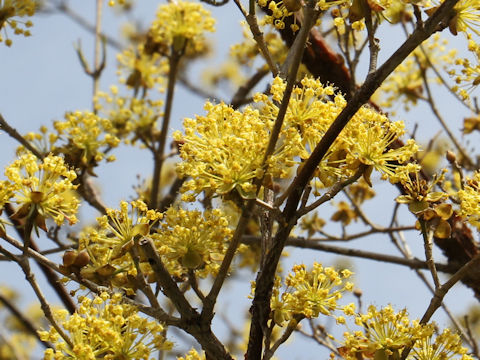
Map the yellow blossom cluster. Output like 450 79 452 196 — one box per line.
338 305 472 360
340 305 432 359
174 101 299 199
79 200 163 290
458 171 480 230
116 44 169 93
450 39 480 100
435 0 480 36
230 21 288 67
258 0 348 31
94 85 164 146
148 0 215 55
78 201 232 287
2 153 79 227
0 0 35 46
410 328 472 360
267 263 354 325
175 76 417 200
153 206 233 278
177 348 206 360
377 34 456 111
39 293 173 359
257 76 418 185
53 111 120 168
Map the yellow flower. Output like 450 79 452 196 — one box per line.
175 101 298 199
4 153 79 226
450 39 480 98
458 171 480 230
54 111 120 168
410 328 473 360
154 207 233 278
149 0 215 55
177 348 206 360
40 293 172 359
341 305 434 360
449 0 480 36
94 85 164 145
269 262 354 325
259 76 418 186
0 0 35 46
344 114 419 178
116 44 169 93
79 200 162 288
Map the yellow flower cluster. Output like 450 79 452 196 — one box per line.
3 153 79 226
450 39 480 100
268 263 354 325
0 0 35 46
153 207 233 278
53 111 120 168
230 21 288 67
174 101 299 199
116 44 169 93
339 305 472 360
340 305 432 359
79 201 232 287
177 348 206 360
79 200 163 289
410 328 472 360
458 171 480 230
442 0 480 36
258 0 348 31
257 76 418 185
39 293 173 360
175 76 417 199
148 0 215 55
377 34 456 111
94 85 164 146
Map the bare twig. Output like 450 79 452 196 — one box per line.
233 0 279 77
295 166 365 219
263 315 304 360
150 50 181 210
241 235 456 273
0 266 52 348
231 67 269 109
139 237 196 319
0 114 44 159
419 219 440 289
400 253 480 360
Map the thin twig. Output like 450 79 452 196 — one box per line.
18 255 74 349
241 235 456 273
139 238 196 319
263 315 304 360
295 166 365 219
187 270 206 302
92 0 104 100
234 0 279 77
419 64 474 167
0 114 44 159
150 50 181 210
231 67 269 109
419 219 440 289
420 253 480 325
400 253 480 360
0 291 52 348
